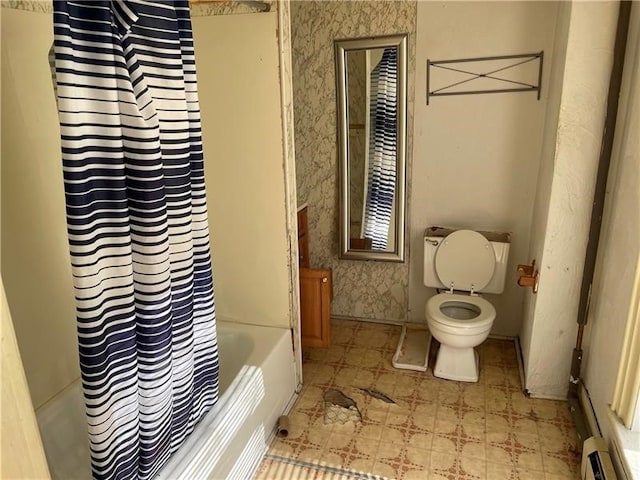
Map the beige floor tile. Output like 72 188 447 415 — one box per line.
325 432 353 452
376 439 404 463
486 443 514 466
354 422 385 441
462 388 486 410
460 453 487 477
350 436 379 458
512 416 538 435
486 412 514 433
403 445 431 471
323 346 347 363
281 424 309 443
401 469 430 480
377 371 401 387
545 473 580 480
413 400 438 421
268 438 299 458
542 451 579 476
438 388 464 407
462 409 487 427
332 326 356 345
370 460 399 479
407 430 433 450
436 404 463 424
431 433 457 454
537 421 578 453
380 423 409 444
352 329 388 348
426 470 451 479
461 440 486 461
386 408 414 429
486 461 548 480
486 461 515 478
483 365 508 385
330 421 358 436
393 382 421 403
257 320 581 480
345 457 375 475
486 386 510 412
296 446 324 464
429 451 458 474
304 427 332 449
309 364 337 386
361 403 388 421
319 450 348 470
515 450 544 471
433 416 458 435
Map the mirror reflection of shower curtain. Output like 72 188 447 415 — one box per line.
53 2 219 479
362 47 397 250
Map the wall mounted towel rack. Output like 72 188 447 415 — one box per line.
426 51 543 105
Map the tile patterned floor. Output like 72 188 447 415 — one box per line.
256 319 581 480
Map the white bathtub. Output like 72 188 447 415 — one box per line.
36 321 298 479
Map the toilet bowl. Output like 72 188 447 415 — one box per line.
426 292 496 382
423 228 510 383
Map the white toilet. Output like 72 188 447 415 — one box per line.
424 227 510 382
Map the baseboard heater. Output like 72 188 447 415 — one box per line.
582 437 618 480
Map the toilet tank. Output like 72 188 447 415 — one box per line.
424 226 511 294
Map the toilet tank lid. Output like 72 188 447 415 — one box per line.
435 230 495 292
425 226 511 243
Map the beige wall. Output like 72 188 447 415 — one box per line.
1 8 79 409
192 12 292 328
291 0 416 323
582 2 640 441
520 2 619 399
519 1 571 392
409 1 559 335
1 280 51 479
291 1 560 329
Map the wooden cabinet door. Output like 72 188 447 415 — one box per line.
299 268 331 348
297 207 310 268
298 231 310 268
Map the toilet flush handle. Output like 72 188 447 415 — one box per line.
516 260 539 293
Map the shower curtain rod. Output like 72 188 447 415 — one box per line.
190 0 271 12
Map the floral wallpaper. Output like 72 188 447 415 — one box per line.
4 1 273 16
291 0 416 322
3 1 52 12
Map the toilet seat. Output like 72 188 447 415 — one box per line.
426 293 495 332
435 230 495 293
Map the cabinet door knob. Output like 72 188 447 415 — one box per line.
322 277 328 283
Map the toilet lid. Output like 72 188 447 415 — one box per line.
435 230 495 292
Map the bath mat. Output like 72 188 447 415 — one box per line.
261 454 387 480
323 388 362 425
392 325 431 371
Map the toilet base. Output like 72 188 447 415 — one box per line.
433 344 480 382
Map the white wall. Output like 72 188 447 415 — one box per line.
409 2 559 336
519 1 571 399
582 3 640 441
1 8 79 409
520 2 619 399
192 13 291 328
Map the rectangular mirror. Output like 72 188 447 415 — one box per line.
335 34 407 262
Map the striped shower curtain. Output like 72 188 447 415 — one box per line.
363 47 397 250
53 1 219 478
